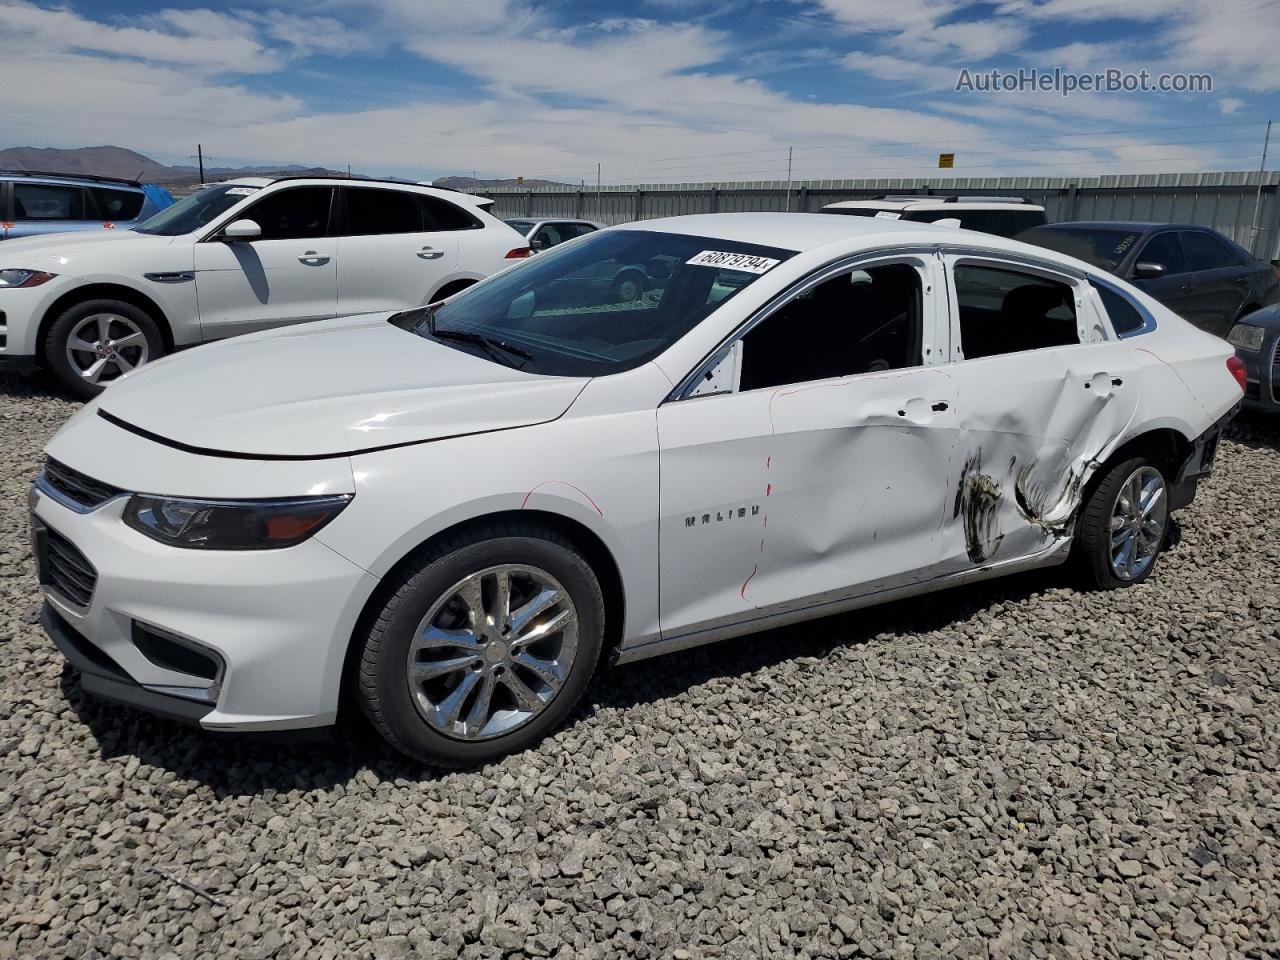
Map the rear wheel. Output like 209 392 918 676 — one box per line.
1074 457 1170 589
44 299 164 399
356 523 605 766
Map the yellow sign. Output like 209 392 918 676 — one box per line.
517 175 525 184
938 153 955 169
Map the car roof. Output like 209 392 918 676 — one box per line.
825 198 1044 212
210 176 496 208
0 169 143 189
624 212 1033 253
1031 221 1212 233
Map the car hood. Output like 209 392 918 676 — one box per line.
95 314 591 458
0 229 171 266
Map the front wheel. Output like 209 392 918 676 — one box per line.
43 299 165 400
356 524 605 766
1074 457 1170 589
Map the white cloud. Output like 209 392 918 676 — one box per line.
1217 97 1245 115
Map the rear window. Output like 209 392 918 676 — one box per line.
1090 281 1148 336
1017 227 1142 272
344 187 423 235
421 196 481 230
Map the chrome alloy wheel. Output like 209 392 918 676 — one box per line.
406 564 579 740
1109 465 1168 581
65 313 149 385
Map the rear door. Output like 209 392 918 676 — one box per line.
335 186 461 314
1178 230 1251 337
192 185 338 339
936 255 1142 572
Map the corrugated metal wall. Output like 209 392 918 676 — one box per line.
478 171 1280 261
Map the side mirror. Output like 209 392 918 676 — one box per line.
1132 262 1165 280
529 238 548 252
221 219 262 242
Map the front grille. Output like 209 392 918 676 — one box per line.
42 527 98 607
1272 338 1280 405
43 457 122 511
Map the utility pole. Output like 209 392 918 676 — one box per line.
196 144 205 184
784 146 793 212
596 162 602 221
472 170 478 192
1248 119 1273 252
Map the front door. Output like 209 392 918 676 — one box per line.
658 257 958 640
193 185 338 340
1129 230 1199 323
936 256 1143 573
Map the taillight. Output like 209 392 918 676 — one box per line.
1226 356 1248 391
504 247 533 259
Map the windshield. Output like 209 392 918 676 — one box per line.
399 229 795 376
1016 226 1141 272
135 183 260 236
505 219 536 235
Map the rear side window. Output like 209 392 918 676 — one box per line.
1090 281 1147 336
13 183 86 220
1136 232 1185 275
242 186 333 240
90 187 144 220
1181 231 1240 271
345 187 423 235
953 264 1079 360
420 196 481 231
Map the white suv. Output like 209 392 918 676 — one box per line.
0 177 530 397
822 195 1047 238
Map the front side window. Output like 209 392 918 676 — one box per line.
738 264 923 391
13 183 85 220
241 187 334 240
90 187 144 220
1135 232 1185 275
533 224 564 248
953 264 1079 360
1180 231 1240 272
344 187 423 235
137 183 259 236
505 219 536 235
401 229 794 376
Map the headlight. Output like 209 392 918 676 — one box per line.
1226 323 1266 351
0 269 57 288
123 494 352 550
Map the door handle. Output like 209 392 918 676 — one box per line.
1233 276 1249 286
298 251 330 265
1179 282 1195 293
417 247 445 260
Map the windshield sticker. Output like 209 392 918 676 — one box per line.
224 187 258 196
874 210 902 219
686 250 781 274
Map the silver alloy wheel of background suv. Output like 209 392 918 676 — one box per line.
64 313 149 385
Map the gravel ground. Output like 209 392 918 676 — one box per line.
2 372 1279 960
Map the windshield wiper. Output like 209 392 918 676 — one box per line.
430 325 534 369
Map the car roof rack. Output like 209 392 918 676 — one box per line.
0 169 142 187
871 194 1031 204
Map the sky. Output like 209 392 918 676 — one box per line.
1 0 1278 184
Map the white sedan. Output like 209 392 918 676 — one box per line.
31 213 1243 765
0 177 528 398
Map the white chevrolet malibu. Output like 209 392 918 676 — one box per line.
31 214 1243 765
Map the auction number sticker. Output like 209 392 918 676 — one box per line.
225 187 259 196
874 210 902 219
686 250 781 274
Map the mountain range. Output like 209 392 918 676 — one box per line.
0 145 568 190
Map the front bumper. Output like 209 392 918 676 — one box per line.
32 485 379 731
1236 335 1280 414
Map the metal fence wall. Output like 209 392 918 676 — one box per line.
479 171 1280 261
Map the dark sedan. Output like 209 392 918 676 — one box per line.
1017 221 1279 339
1224 304 1280 413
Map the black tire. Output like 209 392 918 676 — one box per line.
356 522 606 766
43 298 165 400
1073 456 1169 590
429 279 476 304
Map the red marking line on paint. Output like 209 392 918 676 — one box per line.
520 480 604 516
740 564 758 599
